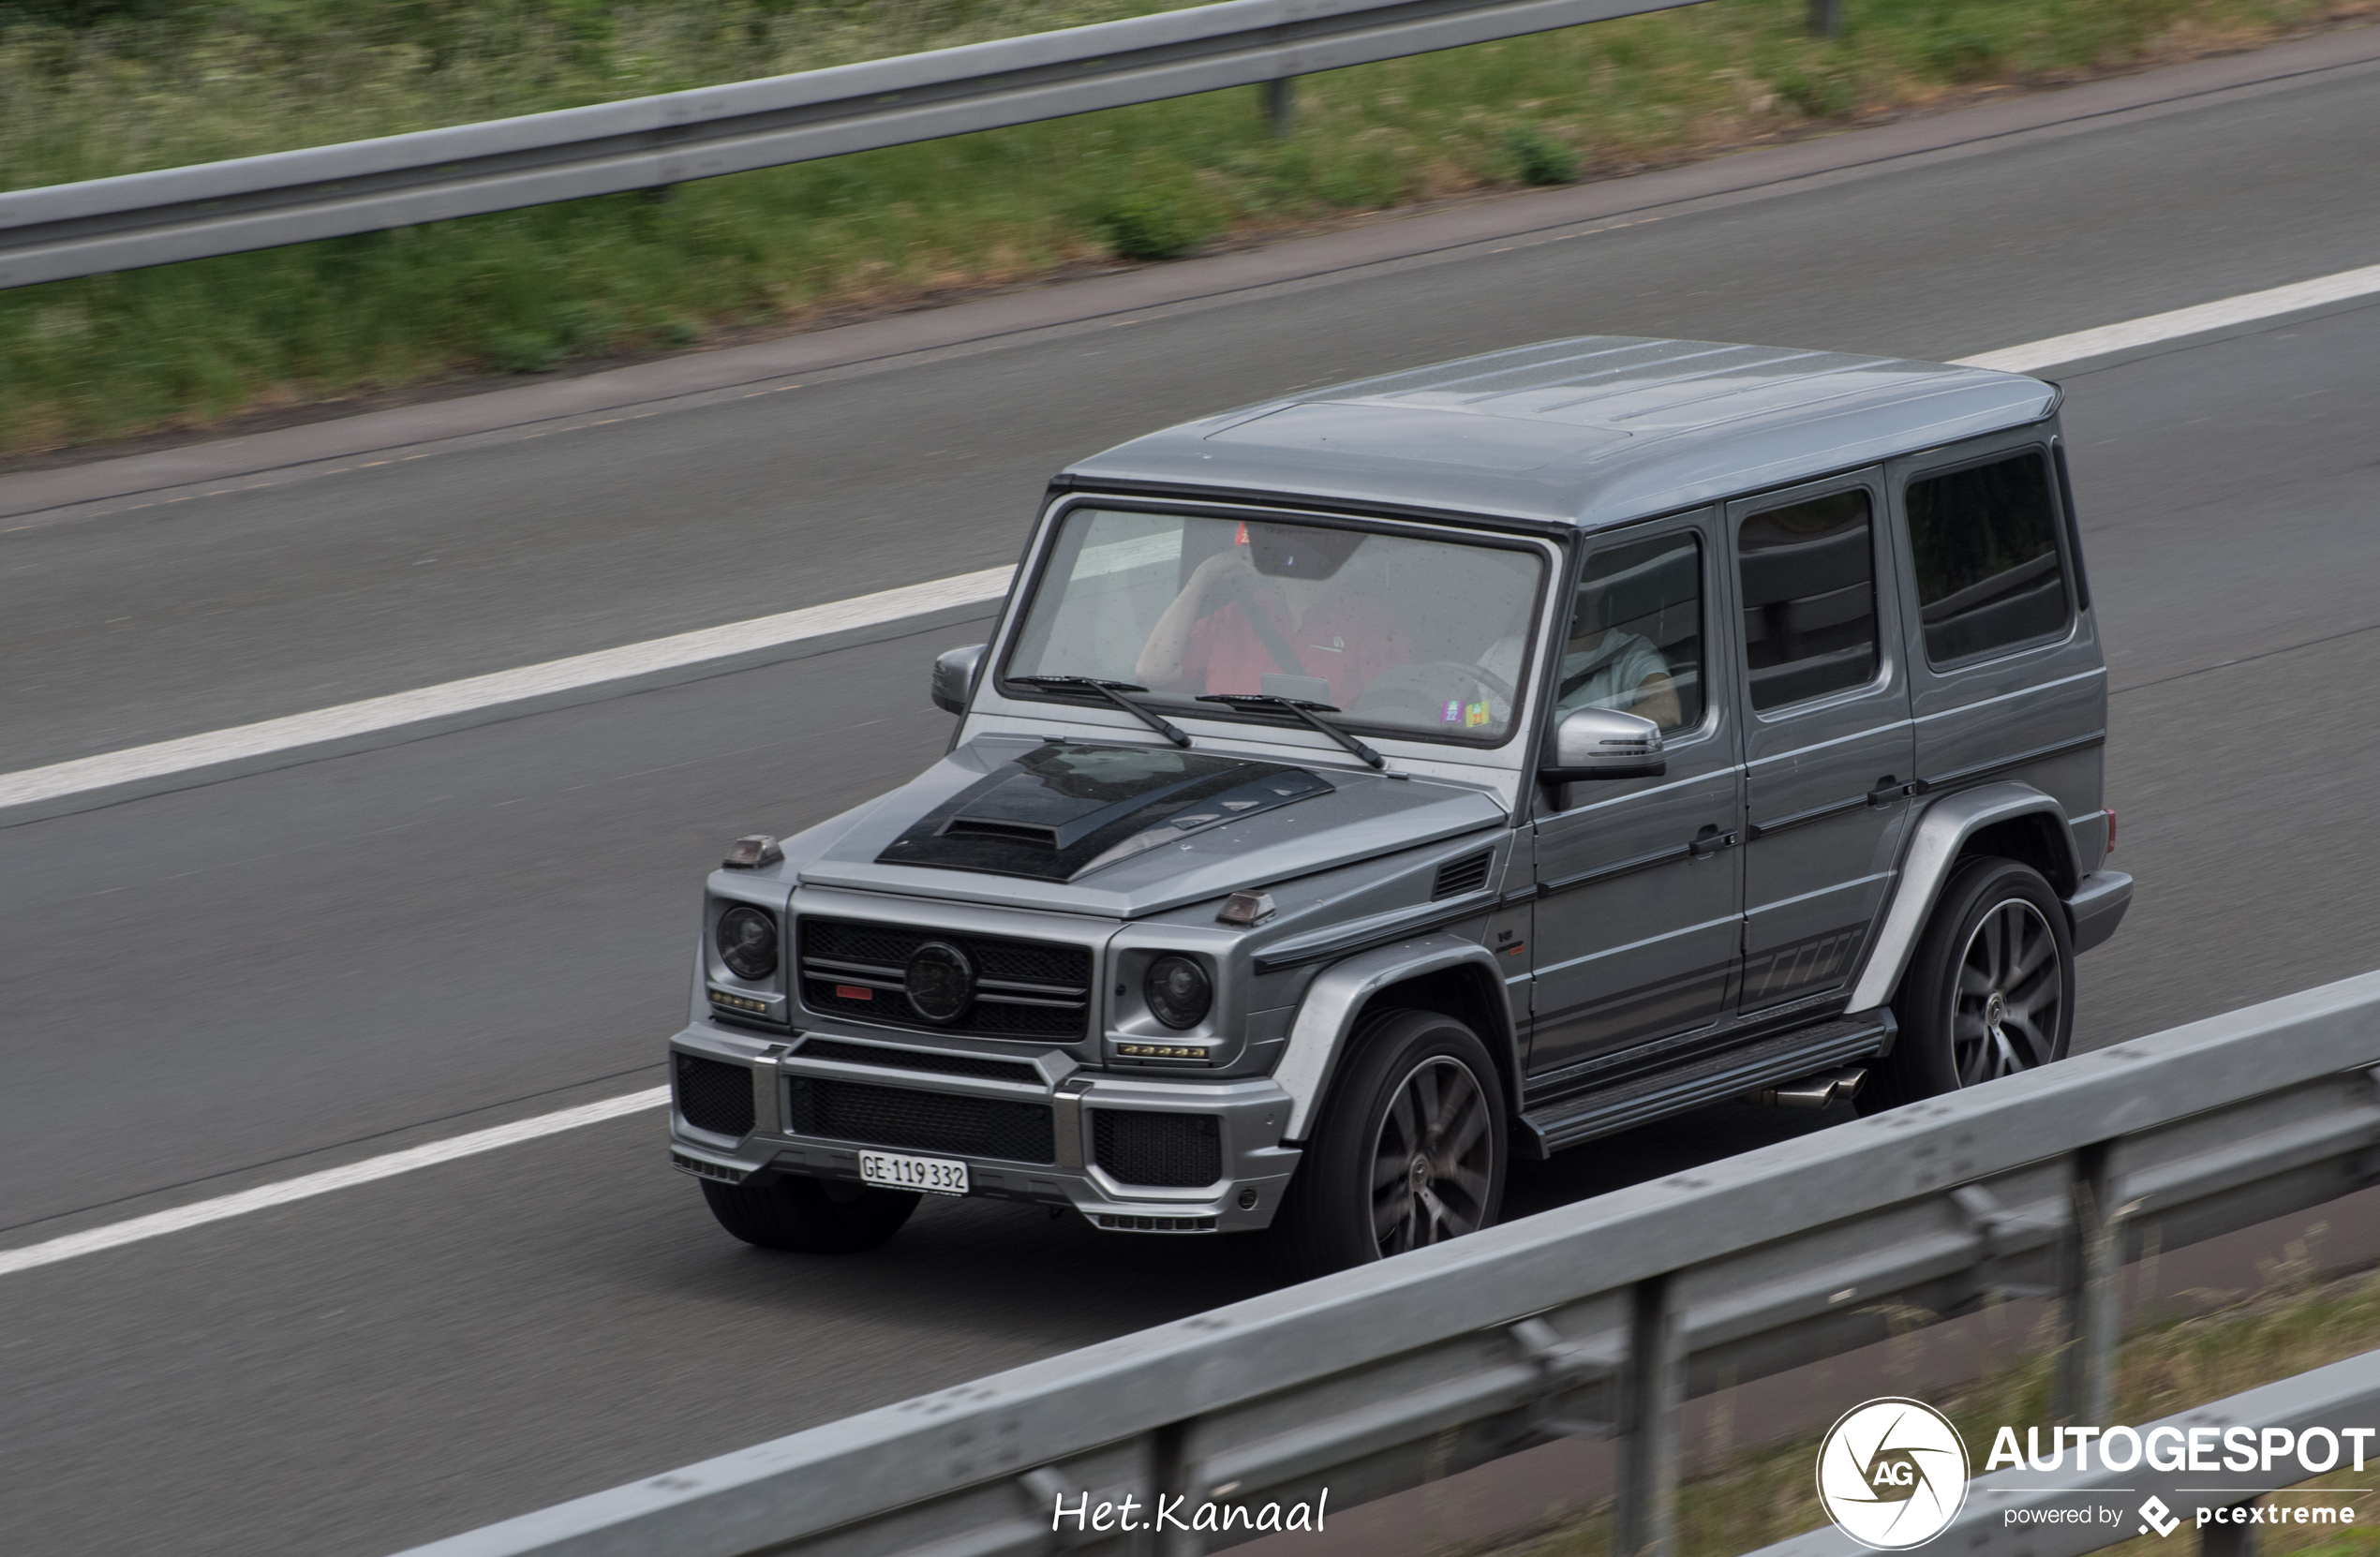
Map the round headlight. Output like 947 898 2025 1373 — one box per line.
716 907 778 981
1145 955 1212 1030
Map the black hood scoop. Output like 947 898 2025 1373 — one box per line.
878 743 1334 882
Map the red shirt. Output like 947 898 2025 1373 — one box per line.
1180 592 1406 707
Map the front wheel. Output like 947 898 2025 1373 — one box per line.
700 1175 919 1253
1272 1009 1507 1281
1863 857 2074 1113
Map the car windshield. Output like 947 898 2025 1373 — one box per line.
1002 508 1545 744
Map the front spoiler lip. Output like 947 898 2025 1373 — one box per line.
668 1134 1296 1231
669 1027 1301 1231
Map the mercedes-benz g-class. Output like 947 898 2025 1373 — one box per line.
667 335 2133 1275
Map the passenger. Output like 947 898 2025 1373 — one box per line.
1554 598 1681 729
1136 523 1406 708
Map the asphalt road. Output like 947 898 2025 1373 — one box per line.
3 39 2380 1557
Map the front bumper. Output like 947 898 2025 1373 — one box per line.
667 1021 1302 1233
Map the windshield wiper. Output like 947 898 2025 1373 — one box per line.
1197 692 1386 770
1011 675 1191 748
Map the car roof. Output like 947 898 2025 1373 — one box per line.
1058 335 2058 532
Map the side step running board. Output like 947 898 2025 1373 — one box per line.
1517 1011 1896 1158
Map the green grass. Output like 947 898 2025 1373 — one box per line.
2 0 2373 452
1492 1253 2380 1557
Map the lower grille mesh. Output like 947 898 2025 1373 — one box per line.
676 1054 755 1137
1093 1110 1222 1187
790 1077 1055 1164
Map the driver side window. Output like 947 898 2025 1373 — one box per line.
1558 531 1704 735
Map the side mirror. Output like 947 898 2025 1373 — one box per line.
931 644 986 715
1541 705 1665 781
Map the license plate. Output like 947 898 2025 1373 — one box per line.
859 1149 970 1197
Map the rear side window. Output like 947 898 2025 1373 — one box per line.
1737 490 1878 711
1905 451 2071 666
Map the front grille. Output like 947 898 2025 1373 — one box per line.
796 1038 1041 1086
797 916 1092 1040
1093 1110 1222 1187
788 1076 1055 1164
676 1054 755 1137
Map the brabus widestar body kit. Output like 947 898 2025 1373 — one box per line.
668 336 2132 1273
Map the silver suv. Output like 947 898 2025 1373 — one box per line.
667 335 2132 1275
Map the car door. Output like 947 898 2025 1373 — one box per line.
1526 514 1744 1083
1729 472 1917 1014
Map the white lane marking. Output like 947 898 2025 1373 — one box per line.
5 261 2376 820
0 565 1013 811
1952 262 2380 372
4 269 2376 1274
0 1087 668 1278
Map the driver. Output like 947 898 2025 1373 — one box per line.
1554 594 1681 729
1135 522 1406 708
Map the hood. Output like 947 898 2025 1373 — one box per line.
875 743 1333 882
799 734 1508 917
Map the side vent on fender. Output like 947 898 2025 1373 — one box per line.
1431 850 1494 901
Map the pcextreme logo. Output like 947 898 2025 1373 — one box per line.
1816 1398 1971 1550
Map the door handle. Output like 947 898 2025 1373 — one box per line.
1867 776 1912 807
1688 825 1738 857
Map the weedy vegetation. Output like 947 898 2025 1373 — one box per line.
3 0 2376 452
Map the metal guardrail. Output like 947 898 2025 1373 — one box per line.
394 971 2380 1557
0 0 1711 290
1749 1348 2380 1557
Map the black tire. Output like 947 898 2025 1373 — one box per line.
1272 1009 1508 1282
1862 856 2074 1114
700 1175 919 1253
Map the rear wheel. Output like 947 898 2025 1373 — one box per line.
1272 1009 1507 1281
700 1175 918 1253
1863 857 2073 1112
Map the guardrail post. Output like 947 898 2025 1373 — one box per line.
1262 78 1296 137
2053 1140 2121 1425
1807 0 1842 37
1146 1418 1196 1557
1614 1273 1683 1557
2202 1496 2259 1557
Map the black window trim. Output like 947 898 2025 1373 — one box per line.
991 494 1560 753
2051 438 2092 614
1898 439 2077 675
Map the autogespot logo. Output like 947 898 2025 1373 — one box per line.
1816 1398 1971 1550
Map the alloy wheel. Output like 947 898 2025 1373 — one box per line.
1369 1056 1495 1255
1950 897 2062 1086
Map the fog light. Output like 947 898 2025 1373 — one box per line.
709 990 771 1016
1237 1187 1259 1209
